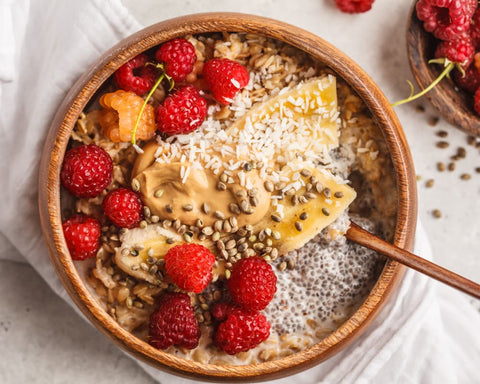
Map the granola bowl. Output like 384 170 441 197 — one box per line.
39 13 417 381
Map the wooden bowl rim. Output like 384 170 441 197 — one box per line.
406 2 480 137
38 12 417 381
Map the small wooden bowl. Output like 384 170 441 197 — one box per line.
407 2 480 137
38 13 417 381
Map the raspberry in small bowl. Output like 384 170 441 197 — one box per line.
407 0 480 136
39 13 417 381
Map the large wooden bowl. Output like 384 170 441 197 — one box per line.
38 13 417 381
407 1 480 137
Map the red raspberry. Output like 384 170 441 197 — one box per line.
155 38 197 82
202 58 250 105
416 0 476 41
149 292 200 350
114 54 158 96
62 214 101 261
452 63 480 93
435 33 475 66
211 302 239 322
227 256 277 311
474 88 480 115
334 0 375 13
164 244 216 293
61 144 113 198
102 188 143 229
214 307 270 355
155 85 207 135
471 7 480 50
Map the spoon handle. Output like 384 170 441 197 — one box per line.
347 222 480 300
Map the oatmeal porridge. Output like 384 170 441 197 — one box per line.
61 32 397 365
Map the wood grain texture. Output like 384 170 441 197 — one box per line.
38 13 418 381
348 222 480 299
407 2 480 137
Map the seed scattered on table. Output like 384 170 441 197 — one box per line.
460 173 471 180
437 162 445 172
432 209 442 218
436 141 449 149
425 179 434 188
415 104 425 113
456 147 467 159
436 130 448 138
447 162 456 171
467 136 477 146
429 116 439 126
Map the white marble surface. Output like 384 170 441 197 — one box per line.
1 0 480 383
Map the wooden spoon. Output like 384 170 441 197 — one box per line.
347 222 480 299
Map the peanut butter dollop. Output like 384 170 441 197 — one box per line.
132 141 270 227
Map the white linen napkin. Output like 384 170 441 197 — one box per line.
1 0 479 383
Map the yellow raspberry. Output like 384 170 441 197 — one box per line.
99 90 156 143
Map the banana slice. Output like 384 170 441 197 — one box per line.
115 224 223 284
254 165 356 256
114 224 182 284
226 76 339 163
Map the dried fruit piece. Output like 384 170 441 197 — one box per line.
61 144 113 198
99 90 156 143
149 292 200 350
62 214 101 260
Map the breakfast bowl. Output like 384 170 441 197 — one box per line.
38 13 417 381
407 0 480 137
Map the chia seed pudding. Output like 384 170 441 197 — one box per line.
63 32 397 365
